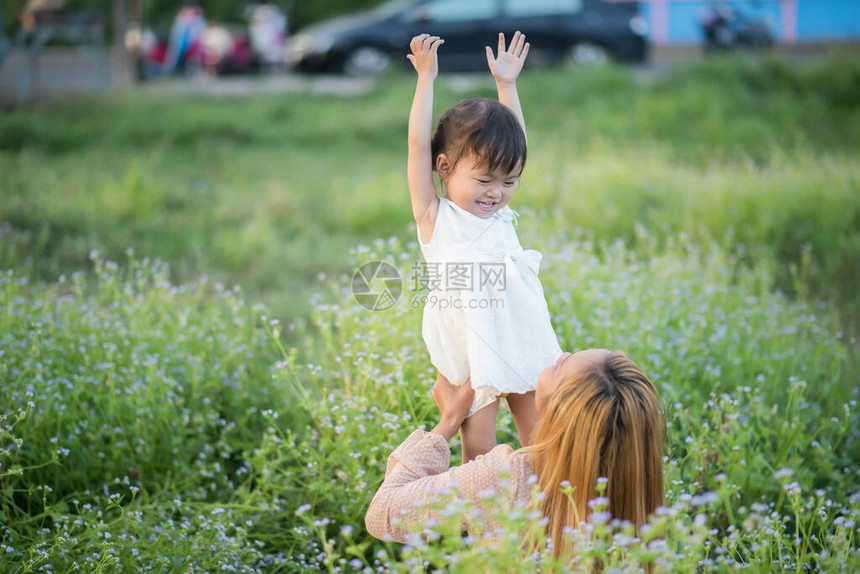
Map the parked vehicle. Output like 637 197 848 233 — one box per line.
286 0 648 76
699 2 774 53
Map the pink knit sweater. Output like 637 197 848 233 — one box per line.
365 429 536 542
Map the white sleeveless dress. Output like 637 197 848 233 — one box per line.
417 197 563 416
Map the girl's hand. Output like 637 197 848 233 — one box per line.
407 34 444 79
430 373 474 441
486 31 529 85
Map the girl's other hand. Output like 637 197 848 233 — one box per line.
431 373 474 441
407 34 444 79
486 31 529 84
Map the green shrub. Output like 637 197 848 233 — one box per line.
0 252 289 569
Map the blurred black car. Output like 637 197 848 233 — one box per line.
287 0 648 76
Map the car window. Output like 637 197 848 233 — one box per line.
502 0 582 17
418 0 497 22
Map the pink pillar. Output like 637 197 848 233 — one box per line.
651 0 670 46
781 0 798 44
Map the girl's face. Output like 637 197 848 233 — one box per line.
437 152 521 219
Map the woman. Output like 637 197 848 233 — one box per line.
365 348 665 560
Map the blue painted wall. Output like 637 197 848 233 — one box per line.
636 0 860 45
796 0 860 40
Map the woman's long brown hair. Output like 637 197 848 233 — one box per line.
522 352 666 560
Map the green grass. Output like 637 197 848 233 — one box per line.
1 230 857 571
1 52 858 331
0 52 859 570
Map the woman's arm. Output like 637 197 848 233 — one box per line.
406 34 444 233
486 31 530 142
364 429 521 542
364 429 454 541
366 373 481 541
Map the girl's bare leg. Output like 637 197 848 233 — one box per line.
506 391 538 447
459 396 500 464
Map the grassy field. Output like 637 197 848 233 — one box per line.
0 52 858 571
1 53 859 332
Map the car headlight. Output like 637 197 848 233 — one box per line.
290 33 313 55
629 16 649 36
289 33 335 57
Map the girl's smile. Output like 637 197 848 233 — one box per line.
437 151 521 219
476 200 498 213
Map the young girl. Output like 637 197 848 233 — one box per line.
407 32 563 463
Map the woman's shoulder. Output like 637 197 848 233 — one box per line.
478 444 534 474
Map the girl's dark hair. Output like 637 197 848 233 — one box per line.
431 98 526 176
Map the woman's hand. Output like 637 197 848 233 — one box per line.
430 373 474 441
407 34 444 80
486 31 529 85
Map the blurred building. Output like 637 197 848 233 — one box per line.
622 0 860 45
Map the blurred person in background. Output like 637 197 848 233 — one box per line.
164 3 206 74
125 23 166 79
246 3 287 71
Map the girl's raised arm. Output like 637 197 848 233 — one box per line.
406 34 444 233
486 31 530 142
